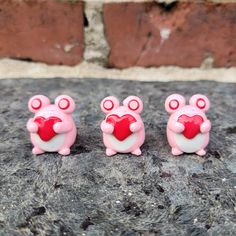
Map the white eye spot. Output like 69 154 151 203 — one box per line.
198 100 204 107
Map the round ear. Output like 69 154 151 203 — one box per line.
123 96 143 114
189 94 210 112
101 96 120 114
55 95 75 114
165 94 186 114
28 95 50 113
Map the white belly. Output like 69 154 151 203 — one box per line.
174 133 205 153
107 133 137 152
34 134 65 152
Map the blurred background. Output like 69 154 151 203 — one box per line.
0 0 235 82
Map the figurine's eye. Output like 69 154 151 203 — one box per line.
58 98 70 110
31 98 42 110
196 98 206 109
169 99 179 110
189 94 210 112
101 96 120 114
128 99 139 111
165 94 185 114
55 95 75 113
123 96 143 114
103 99 114 111
28 95 50 113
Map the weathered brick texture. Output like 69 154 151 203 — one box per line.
0 0 84 65
0 1 236 68
103 2 236 68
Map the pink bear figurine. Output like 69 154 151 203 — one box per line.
27 95 77 155
165 94 211 156
100 96 145 156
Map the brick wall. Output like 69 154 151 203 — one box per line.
0 0 235 68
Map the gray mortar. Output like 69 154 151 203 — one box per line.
0 78 236 236
84 2 109 66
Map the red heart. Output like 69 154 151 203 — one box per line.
106 114 136 141
34 116 62 141
178 115 204 139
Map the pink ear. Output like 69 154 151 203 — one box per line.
165 94 186 114
189 94 210 112
28 95 50 113
123 96 143 114
55 95 75 113
101 96 120 114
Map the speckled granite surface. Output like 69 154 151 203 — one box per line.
0 78 236 236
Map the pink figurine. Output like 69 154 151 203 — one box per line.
165 94 211 156
27 95 77 155
100 96 145 156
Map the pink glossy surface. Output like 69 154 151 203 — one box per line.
27 95 77 155
165 94 211 156
100 96 145 156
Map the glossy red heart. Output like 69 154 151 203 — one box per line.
178 115 204 139
34 116 62 141
106 114 136 141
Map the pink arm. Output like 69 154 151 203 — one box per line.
53 121 73 133
27 118 38 133
101 120 114 134
130 121 143 132
167 118 185 133
200 119 211 133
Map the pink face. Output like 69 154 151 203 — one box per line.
101 96 143 123
28 95 75 121
165 94 210 122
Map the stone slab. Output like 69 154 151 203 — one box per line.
0 78 236 235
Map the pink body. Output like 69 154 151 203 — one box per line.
165 94 211 156
27 95 76 155
100 96 145 156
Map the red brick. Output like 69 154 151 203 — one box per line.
104 2 236 68
0 0 84 65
